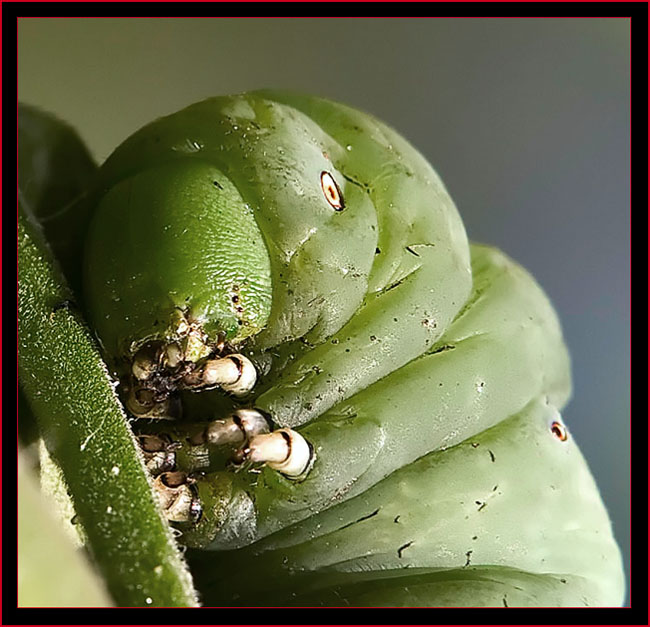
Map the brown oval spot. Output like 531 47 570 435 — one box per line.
320 171 345 210
550 420 568 441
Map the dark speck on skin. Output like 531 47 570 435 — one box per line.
397 541 413 558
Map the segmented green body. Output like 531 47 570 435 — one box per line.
82 91 624 606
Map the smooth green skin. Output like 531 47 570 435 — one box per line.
176 243 574 545
79 91 624 606
83 91 471 412
186 247 622 606
191 399 624 607
249 244 573 538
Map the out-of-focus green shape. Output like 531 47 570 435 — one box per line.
17 104 199 607
39 439 87 548
18 103 97 295
18 451 111 607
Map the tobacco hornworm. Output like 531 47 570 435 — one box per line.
78 91 624 606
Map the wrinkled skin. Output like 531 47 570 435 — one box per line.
81 91 624 607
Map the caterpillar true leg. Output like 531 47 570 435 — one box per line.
183 354 257 396
233 428 313 479
187 409 270 447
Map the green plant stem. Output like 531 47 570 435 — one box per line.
18 208 199 607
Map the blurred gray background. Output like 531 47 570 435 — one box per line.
18 18 630 597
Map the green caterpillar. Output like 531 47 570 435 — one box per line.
65 91 624 606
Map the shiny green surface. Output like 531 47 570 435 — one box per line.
17 24 630 593
85 160 272 355
192 400 623 607
77 91 624 606
83 91 471 405
249 244 572 538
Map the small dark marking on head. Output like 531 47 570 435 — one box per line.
464 550 473 567
488 450 495 462
471 442 480 448
502 597 509 607
394 515 401 523
406 246 420 257
375 247 381 255
213 180 224 190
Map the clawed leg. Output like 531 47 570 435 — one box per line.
152 471 202 522
233 428 313 479
138 409 313 513
137 433 178 475
189 409 313 479
126 344 258 419
188 408 270 447
182 354 257 396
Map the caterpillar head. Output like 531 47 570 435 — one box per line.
82 93 376 417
